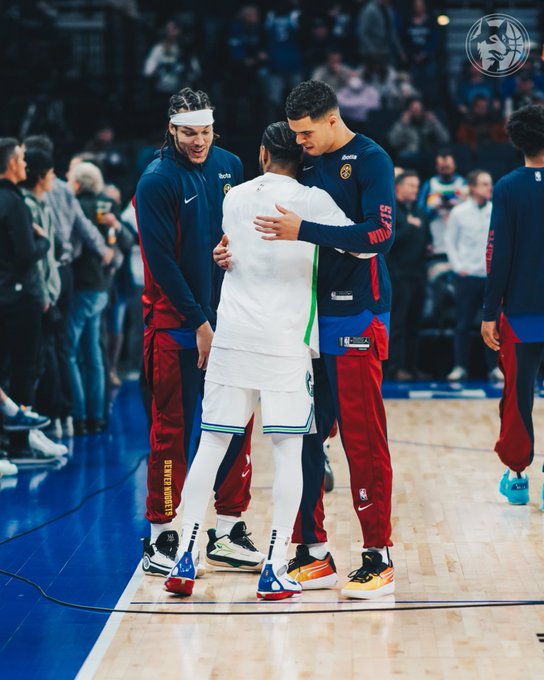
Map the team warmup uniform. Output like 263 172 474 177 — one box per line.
135 144 253 531
294 133 396 552
165 169 356 599
483 167 544 487
203 172 352 433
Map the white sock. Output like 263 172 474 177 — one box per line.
266 434 303 563
216 514 238 537
150 521 175 543
307 542 329 560
0 396 19 417
178 430 232 553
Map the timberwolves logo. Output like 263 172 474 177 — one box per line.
465 14 530 77
223 183 232 195
340 163 352 180
305 371 314 397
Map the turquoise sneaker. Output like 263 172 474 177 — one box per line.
499 469 529 505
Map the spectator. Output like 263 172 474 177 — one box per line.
264 1 302 115
456 95 507 152
356 0 405 66
456 63 500 116
67 162 124 435
445 170 499 381
336 75 381 129
388 97 450 168
227 5 268 84
143 20 201 95
301 17 331 77
84 123 130 191
24 135 114 439
401 0 439 104
418 151 467 266
311 50 352 91
509 74 544 112
386 170 429 380
360 56 419 110
0 138 52 461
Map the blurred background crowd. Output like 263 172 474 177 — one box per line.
1 0 543 459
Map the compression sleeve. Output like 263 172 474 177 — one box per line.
483 180 513 322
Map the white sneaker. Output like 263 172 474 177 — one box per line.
50 418 63 439
206 521 265 571
488 367 504 382
257 562 302 600
0 458 18 476
447 366 467 381
29 430 68 456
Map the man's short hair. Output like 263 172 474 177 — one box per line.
261 122 301 163
23 134 54 154
507 104 544 157
285 81 338 121
395 170 419 186
467 169 489 187
168 87 213 117
0 137 20 174
20 148 54 189
71 162 104 195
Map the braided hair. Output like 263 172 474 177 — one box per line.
261 121 301 164
160 88 215 159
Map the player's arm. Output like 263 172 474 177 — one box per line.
481 182 513 350
136 173 208 330
254 152 395 254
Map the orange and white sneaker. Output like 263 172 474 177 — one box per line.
287 545 338 589
341 549 394 599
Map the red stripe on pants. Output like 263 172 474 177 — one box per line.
336 349 393 548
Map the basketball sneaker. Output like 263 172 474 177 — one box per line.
164 551 196 596
287 544 338 589
499 469 529 505
341 550 394 599
257 562 302 600
3 407 50 431
206 521 265 570
142 530 179 576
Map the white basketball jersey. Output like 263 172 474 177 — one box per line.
212 172 352 359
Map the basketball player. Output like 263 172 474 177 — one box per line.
135 88 263 579
165 122 361 600
250 81 396 599
481 104 544 506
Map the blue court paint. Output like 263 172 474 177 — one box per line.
0 381 149 680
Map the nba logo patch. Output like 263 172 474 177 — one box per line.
535 171 542 182
359 488 368 501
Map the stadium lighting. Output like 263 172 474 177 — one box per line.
437 15 450 26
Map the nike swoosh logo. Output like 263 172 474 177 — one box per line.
302 166 314 171
241 470 250 478
184 195 198 204
357 503 373 512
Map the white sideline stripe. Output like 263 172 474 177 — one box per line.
76 562 144 680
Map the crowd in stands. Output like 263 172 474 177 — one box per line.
1 0 544 471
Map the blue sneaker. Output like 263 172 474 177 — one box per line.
499 469 529 505
164 551 195 596
257 562 302 600
3 408 50 432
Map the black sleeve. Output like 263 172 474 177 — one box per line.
8 196 50 267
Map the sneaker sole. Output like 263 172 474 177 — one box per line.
340 582 395 599
3 421 51 432
290 572 338 590
256 590 301 600
164 577 194 596
206 555 263 571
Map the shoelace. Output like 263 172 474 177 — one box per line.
234 530 258 552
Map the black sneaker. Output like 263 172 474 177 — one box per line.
142 530 179 576
206 521 264 571
324 451 334 493
287 544 338 589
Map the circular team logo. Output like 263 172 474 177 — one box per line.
340 163 352 180
305 371 314 397
465 14 530 77
223 183 232 195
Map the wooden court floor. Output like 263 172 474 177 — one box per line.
81 399 544 680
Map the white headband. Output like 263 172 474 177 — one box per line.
170 109 214 127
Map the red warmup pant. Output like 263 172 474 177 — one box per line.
143 327 252 524
293 319 393 549
494 315 544 473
